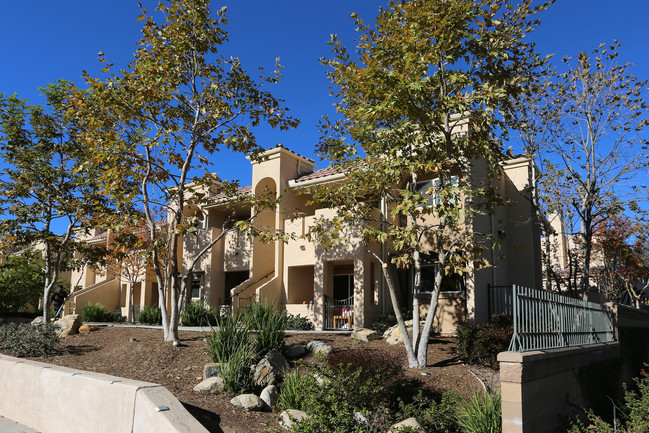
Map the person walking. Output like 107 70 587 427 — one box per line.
50 285 68 319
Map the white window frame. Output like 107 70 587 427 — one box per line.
415 175 459 207
191 272 204 300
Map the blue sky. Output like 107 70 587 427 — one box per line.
1 0 648 186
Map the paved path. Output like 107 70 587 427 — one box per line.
0 417 38 433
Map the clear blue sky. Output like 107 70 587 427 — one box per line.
1 0 648 185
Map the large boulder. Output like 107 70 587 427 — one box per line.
253 350 289 387
54 314 82 337
284 343 306 359
383 320 428 346
259 385 278 411
193 377 225 394
352 327 381 342
388 417 427 433
306 340 332 356
278 409 309 430
230 394 265 411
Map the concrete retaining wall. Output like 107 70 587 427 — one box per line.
499 342 621 433
0 354 208 433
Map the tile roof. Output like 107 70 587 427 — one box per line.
292 165 342 184
211 185 252 201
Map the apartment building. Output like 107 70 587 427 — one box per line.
66 144 542 332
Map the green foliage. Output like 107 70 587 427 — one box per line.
71 0 299 342
244 302 287 356
0 81 110 321
456 388 502 433
455 320 513 369
0 323 59 357
138 305 162 325
0 252 45 313
205 301 292 393
285 313 314 331
396 392 462 433
276 367 319 412
181 300 217 327
569 366 649 432
81 302 125 323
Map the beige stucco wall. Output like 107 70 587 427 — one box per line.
0 354 207 433
499 342 620 433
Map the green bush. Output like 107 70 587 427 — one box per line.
569 365 649 432
456 388 501 433
455 321 512 369
0 323 60 357
244 302 287 357
139 305 162 325
371 312 398 335
181 300 217 326
396 392 462 433
81 302 125 323
286 313 314 331
82 302 108 322
276 367 318 412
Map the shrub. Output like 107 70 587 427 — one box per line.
82 302 108 322
139 305 162 325
276 367 319 412
286 313 314 331
371 312 398 335
0 323 59 357
218 342 256 394
244 301 287 357
81 302 125 323
181 300 217 326
206 313 249 364
456 387 501 433
455 321 512 368
569 365 649 432
397 392 462 433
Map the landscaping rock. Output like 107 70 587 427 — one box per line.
259 385 278 410
203 362 222 380
253 350 289 387
306 340 332 355
352 327 381 342
278 409 309 429
193 377 225 394
230 394 265 411
388 417 427 433
31 317 44 326
354 412 369 426
284 342 306 358
78 324 99 334
383 320 427 345
54 314 82 337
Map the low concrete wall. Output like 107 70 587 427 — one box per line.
0 354 207 433
499 342 621 433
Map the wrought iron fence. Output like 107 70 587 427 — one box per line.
488 284 514 318
324 295 354 330
508 285 614 352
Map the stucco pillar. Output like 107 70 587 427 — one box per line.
353 256 365 328
313 259 326 330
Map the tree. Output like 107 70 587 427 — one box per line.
0 251 46 313
72 0 298 341
312 0 552 367
594 214 649 308
527 42 649 296
0 81 109 321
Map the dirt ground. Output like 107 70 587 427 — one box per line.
24 326 498 433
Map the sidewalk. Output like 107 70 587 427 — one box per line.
0 416 38 433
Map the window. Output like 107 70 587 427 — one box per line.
415 253 464 294
415 176 459 207
191 273 204 300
